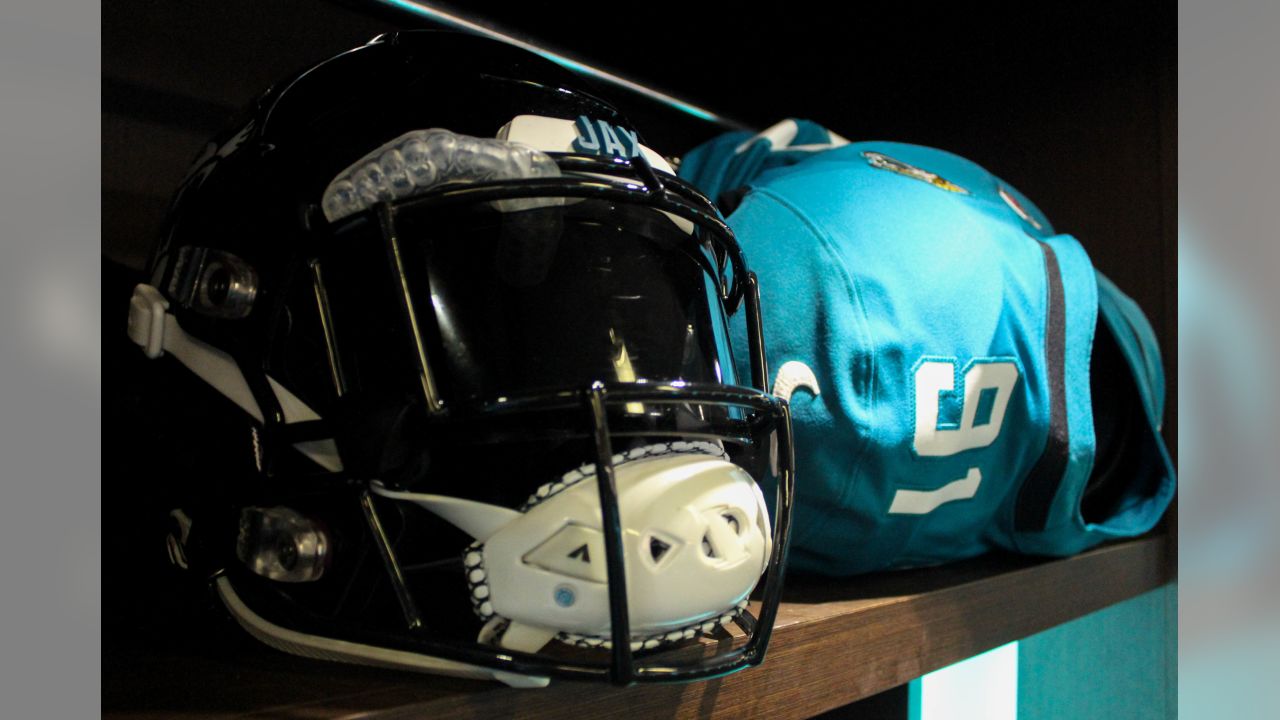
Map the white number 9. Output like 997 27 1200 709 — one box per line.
913 359 1019 457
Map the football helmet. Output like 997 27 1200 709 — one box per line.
127 30 793 687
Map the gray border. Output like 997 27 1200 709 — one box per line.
0 1 101 717
1179 1 1280 716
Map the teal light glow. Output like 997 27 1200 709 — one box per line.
375 0 728 124
909 642 1018 720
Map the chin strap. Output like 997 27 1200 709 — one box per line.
126 283 343 472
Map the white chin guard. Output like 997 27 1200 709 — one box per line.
372 441 771 654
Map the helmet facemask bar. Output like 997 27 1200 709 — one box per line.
223 154 793 685
329 385 794 684
578 383 794 683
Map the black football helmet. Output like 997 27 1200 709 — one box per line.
127 30 793 686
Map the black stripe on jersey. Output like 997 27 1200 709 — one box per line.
1015 241 1070 532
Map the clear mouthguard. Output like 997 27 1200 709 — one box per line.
321 128 563 222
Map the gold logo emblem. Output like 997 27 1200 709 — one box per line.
863 150 969 194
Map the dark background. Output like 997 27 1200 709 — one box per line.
103 0 1176 636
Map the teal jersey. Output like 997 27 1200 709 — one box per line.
680 121 1176 575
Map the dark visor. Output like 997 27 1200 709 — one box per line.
321 193 739 411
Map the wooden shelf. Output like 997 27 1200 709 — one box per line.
103 534 1171 719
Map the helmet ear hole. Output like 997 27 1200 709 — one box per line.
169 246 258 319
